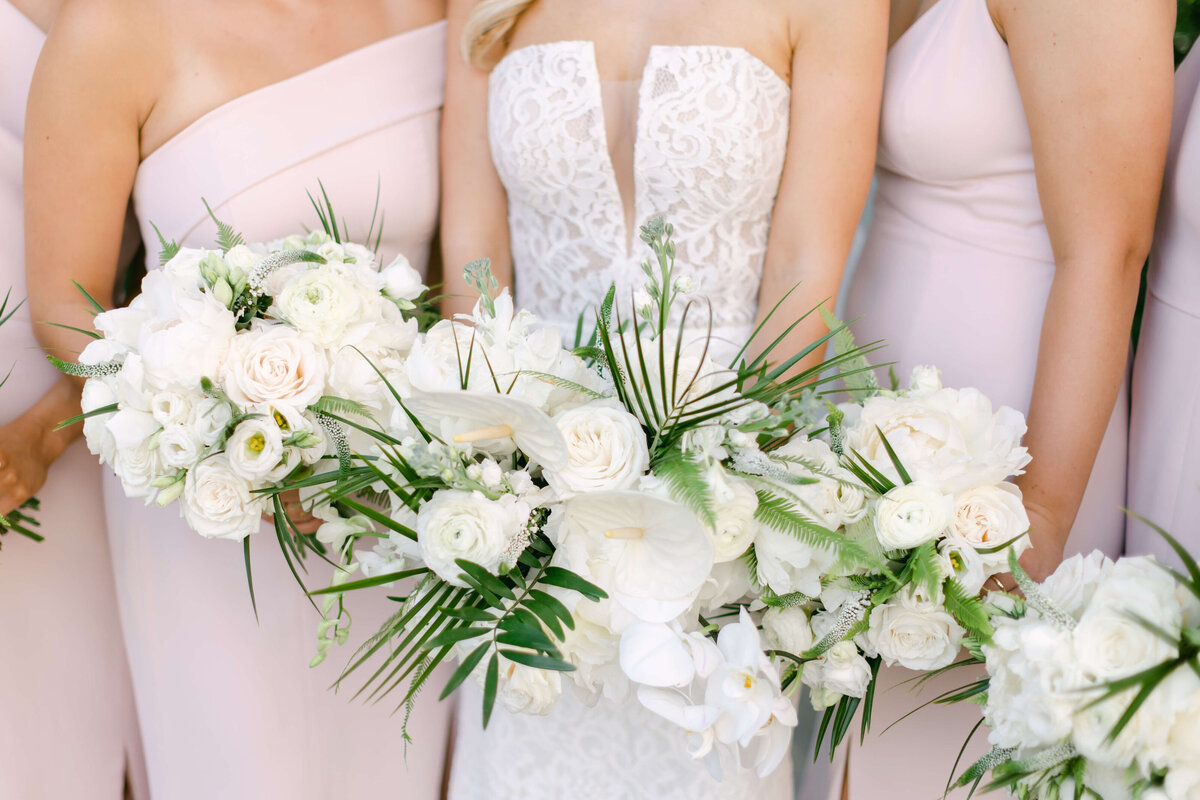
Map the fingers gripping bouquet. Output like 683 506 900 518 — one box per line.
301 218 1034 778
52 203 432 564
942 520 1200 800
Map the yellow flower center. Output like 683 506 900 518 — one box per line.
603 527 645 540
247 433 266 453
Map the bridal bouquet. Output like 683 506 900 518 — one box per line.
797 370 1034 750
302 218 1034 777
51 205 431 551
946 523 1200 800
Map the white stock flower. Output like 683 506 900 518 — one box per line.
181 453 263 539
761 606 815 656
225 418 287 482
709 469 759 562
845 387 1031 494
544 400 649 497
272 266 364 347
220 323 328 409
873 483 954 551
865 591 964 671
951 483 1030 570
801 641 872 708
416 490 530 586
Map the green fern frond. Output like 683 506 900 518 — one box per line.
754 489 874 568
819 308 879 394
150 221 181 266
902 541 943 597
202 198 245 252
944 578 994 641
653 449 715 529
310 395 373 419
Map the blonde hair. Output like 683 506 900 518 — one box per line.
462 0 537 69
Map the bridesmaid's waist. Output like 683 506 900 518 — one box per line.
873 171 1055 266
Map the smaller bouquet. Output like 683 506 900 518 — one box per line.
947 521 1200 800
0 288 42 546
52 204 432 550
794 366 1033 751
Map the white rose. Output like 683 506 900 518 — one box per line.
1073 686 1169 770
380 254 425 301
761 606 815 656
220 323 328 409
1089 557 1182 631
873 483 953 551
951 483 1030 570
157 424 204 470
865 592 963 670
1040 551 1114 619
225 418 287 482
802 641 871 707
709 470 759 562
753 523 837 599
544 401 649 497
937 537 988 595
188 397 235 448
496 654 563 715
272 266 364 347
181 453 263 539
845 388 1031 494
417 490 530 586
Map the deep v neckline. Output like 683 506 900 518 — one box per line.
494 41 788 259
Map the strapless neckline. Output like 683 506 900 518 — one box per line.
141 20 447 169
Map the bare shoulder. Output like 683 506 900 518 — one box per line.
37 0 168 122
990 0 1174 41
386 0 446 33
784 0 887 48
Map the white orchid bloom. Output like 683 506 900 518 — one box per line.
704 609 788 747
619 620 723 688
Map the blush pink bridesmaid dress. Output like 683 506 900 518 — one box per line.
806 1 1129 797
1127 47 1200 563
103 22 452 800
0 2 147 797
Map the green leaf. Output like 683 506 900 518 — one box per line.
440 641 490 700
653 449 716 529
422 626 489 650
495 623 556 654
53 402 118 431
903 541 943 597
202 198 244 252
528 589 575 632
540 566 607 602
455 559 516 601
860 656 882 738
149 221 180 266
308 567 428 595
243 536 258 623
875 427 913 486
944 579 994 641
499 650 577 671
482 653 499 728
442 606 497 623
819 307 880 393
39 320 101 340
72 280 107 314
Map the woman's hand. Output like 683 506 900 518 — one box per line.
0 413 57 516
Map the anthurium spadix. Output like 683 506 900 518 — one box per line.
561 491 715 623
402 390 569 472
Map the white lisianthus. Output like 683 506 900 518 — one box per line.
225 418 286 482
106 408 163 498
380 254 425 301
865 591 964 670
873 483 953 551
802 641 872 708
937 538 988 595
951 483 1030 569
220 323 328 409
416 490 531 586
149 391 193 427
157 424 204 470
761 606 815 656
272 266 364 347
188 397 235 448
544 400 649 497
753 523 836 599
845 388 1031 494
708 469 759 562
181 453 263 540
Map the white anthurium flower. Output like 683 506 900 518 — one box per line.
619 621 723 688
559 491 715 623
704 609 786 747
402 391 569 472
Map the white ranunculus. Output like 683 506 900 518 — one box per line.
220 323 328 409
181 453 263 539
225 418 286 482
951 482 1030 569
873 483 954 551
81 379 119 465
844 387 1031 494
753 523 836 599
380 254 425 301
802 641 872 708
937 537 988 595
496 653 563 715
272 266 364 347
1039 551 1114 619
708 469 759 562
544 400 649 497
865 592 963 671
761 606 815 656
416 490 530 586
157 424 204 470
188 397 235 448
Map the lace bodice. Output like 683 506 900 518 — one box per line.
448 42 794 800
488 42 790 352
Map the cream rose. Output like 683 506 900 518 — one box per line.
873 483 953 551
1073 606 1176 683
496 654 563 715
709 470 760 562
219 323 328 409
182 453 263 540
544 401 649 497
761 606 815 656
417 490 530 586
951 482 1030 569
865 593 964 670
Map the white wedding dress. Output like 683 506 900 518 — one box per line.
448 42 794 800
